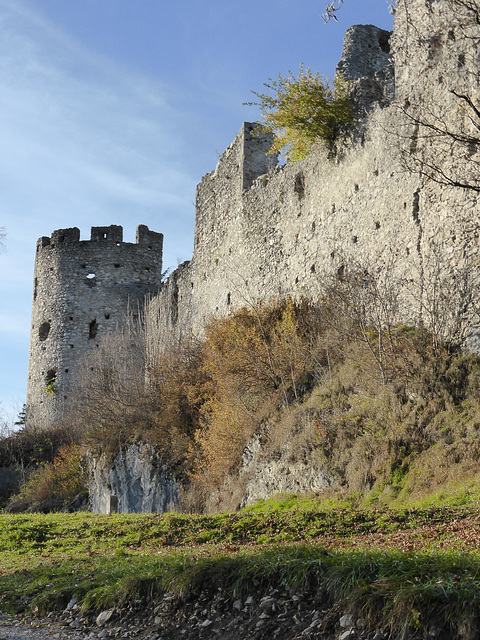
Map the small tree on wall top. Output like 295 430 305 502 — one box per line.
246 66 353 161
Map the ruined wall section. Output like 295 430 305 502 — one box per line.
27 224 163 428
151 2 480 353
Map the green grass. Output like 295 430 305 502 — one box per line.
2 505 480 638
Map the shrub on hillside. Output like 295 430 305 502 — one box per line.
189 298 324 503
7 444 88 512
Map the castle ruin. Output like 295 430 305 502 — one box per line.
26 0 480 485
26 224 163 428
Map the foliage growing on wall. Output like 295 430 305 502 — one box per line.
246 66 353 160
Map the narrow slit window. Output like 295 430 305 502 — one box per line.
89 319 98 339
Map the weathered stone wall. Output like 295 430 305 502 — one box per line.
150 0 480 354
26 224 163 428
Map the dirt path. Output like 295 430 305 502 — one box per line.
0 614 89 640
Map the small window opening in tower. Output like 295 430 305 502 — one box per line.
38 321 51 342
89 319 98 340
104 313 110 320
85 273 96 288
45 369 57 394
114 263 120 268
227 293 231 305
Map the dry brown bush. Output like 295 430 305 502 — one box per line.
7 444 89 512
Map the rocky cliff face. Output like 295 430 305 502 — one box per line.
89 443 180 514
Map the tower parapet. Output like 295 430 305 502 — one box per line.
26 224 163 429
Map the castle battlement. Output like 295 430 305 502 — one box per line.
37 224 163 250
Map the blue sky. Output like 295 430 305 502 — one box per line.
0 0 394 425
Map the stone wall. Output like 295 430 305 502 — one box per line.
149 0 480 353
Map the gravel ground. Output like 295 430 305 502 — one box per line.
0 614 91 640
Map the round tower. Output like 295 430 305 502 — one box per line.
26 224 163 429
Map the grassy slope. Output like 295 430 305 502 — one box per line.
2 498 480 638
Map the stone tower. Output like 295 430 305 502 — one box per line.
26 224 163 429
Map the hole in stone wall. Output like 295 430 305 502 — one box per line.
227 293 231 305
310 264 316 273
458 53 465 68
85 273 97 288
59 235 65 243
337 265 345 279
145 266 150 272
45 369 56 391
375 221 381 230
65 369 69 373
412 190 420 224
38 321 51 342
69 316 73 321
311 221 316 233
379 31 390 53
114 263 120 268
354 184 359 192
33 278 38 301
89 319 98 340
104 313 110 319
294 172 306 199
